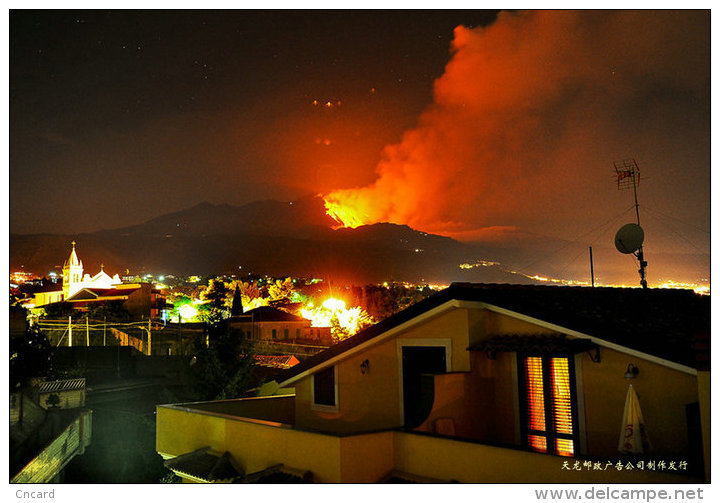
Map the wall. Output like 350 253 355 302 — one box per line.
468 308 557 346
124 284 152 318
416 350 516 445
293 306 472 434
393 430 700 484
34 290 64 307
182 395 295 425
469 307 700 460
230 320 311 341
579 348 698 458
39 389 85 409
156 405 343 482
156 404 702 483
11 410 92 483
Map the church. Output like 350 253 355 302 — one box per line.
32 242 122 307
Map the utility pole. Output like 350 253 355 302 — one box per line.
104 316 107 346
68 316 73 347
86 317 89 346
589 246 595 287
148 318 152 356
178 314 183 356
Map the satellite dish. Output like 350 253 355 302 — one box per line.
615 223 644 254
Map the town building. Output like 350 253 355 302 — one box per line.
228 305 331 344
65 283 166 319
156 283 710 483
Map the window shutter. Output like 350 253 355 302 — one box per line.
520 355 578 456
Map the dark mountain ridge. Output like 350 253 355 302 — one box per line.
11 196 522 285
11 197 706 287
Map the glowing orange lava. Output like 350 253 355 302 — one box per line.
323 197 367 229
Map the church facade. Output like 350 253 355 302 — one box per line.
33 242 122 307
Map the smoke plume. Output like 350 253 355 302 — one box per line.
324 10 709 243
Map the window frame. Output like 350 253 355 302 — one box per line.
517 353 580 457
311 365 339 412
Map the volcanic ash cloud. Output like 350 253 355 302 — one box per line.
324 10 709 241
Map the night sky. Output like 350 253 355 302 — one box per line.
9 10 710 275
10 9 498 233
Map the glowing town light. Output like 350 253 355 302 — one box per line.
300 297 374 340
322 297 346 312
178 304 198 321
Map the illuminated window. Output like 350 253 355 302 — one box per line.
313 366 336 408
519 355 578 456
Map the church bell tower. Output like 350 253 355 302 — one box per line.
62 241 84 300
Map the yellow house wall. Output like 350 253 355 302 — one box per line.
393 431 700 483
416 351 517 444
156 406 343 482
293 307 472 434
467 308 557 346
420 307 699 461
34 291 64 307
579 348 698 458
338 430 395 483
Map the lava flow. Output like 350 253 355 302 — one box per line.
323 196 367 229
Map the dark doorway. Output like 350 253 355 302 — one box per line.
402 346 447 428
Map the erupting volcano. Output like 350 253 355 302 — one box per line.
323 197 367 229
319 10 709 248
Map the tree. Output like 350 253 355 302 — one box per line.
86 300 131 322
268 277 295 301
10 323 53 390
199 279 232 323
330 314 351 344
202 279 232 310
189 327 257 401
41 301 79 319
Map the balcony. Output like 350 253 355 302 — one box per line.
156 395 701 483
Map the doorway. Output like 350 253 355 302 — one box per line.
402 346 447 428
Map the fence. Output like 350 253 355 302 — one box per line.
37 318 207 356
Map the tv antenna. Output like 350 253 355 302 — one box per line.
613 159 648 288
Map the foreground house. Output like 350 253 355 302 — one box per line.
156 283 709 483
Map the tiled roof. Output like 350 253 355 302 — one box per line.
242 306 307 323
67 289 106 301
469 334 598 355
164 447 243 483
36 378 86 394
276 283 709 384
97 287 139 298
254 355 300 368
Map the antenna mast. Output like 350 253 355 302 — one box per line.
614 159 648 288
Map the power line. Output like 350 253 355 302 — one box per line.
643 205 710 234
517 205 635 275
642 208 710 256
